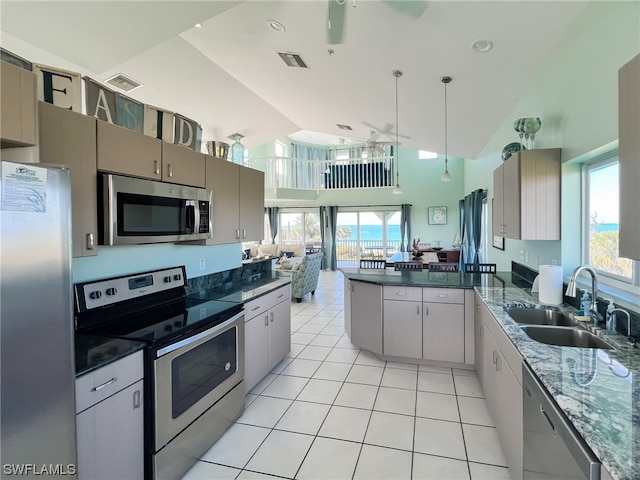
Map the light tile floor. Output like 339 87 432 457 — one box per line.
182 271 511 480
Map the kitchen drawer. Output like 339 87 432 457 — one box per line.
383 286 422 302
482 302 523 385
269 284 291 306
244 295 271 321
422 288 464 305
76 350 144 414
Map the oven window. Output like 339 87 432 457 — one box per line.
171 326 237 418
118 193 186 236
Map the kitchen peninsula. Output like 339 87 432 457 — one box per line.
340 267 639 480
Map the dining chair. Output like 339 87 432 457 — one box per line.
394 261 423 271
428 262 459 272
359 259 387 269
464 263 497 273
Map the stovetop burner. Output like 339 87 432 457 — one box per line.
74 266 243 348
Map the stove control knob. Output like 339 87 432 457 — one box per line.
164 276 172 283
173 274 181 281
89 290 102 300
164 325 172 332
174 321 182 327
105 288 117 296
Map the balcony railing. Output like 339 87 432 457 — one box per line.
335 239 402 268
246 156 397 192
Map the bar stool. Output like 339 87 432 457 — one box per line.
464 263 497 273
428 262 459 272
360 259 386 269
394 261 423 271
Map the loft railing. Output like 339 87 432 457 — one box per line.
246 156 397 192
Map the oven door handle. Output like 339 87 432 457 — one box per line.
156 310 244 358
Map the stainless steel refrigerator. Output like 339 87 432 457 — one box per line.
0 161 77 478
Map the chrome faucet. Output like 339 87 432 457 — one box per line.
566 265 602 322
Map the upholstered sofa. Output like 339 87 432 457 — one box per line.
246 244 305 262
288 252 323 303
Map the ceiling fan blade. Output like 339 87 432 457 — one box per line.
384 0 428 19
327 0 346 45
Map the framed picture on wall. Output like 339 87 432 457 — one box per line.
428 206 447 225
493 235 505 250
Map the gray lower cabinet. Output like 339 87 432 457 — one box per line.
75 351 144 480
475 293 523 479
244 285 291 393
383 299 422 358
423 301 464 363
350 281 383 355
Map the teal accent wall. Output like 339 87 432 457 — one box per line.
72 243 242 283
464 1 640 273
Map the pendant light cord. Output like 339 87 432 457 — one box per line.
441 76 452 181
393 70 402 188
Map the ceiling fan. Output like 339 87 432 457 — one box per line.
362 122 412 141
327 0 428 45
357 130 396 156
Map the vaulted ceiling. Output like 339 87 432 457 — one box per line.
1 1 589 158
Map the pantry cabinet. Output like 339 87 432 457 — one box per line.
619 53 640 260
493 148 561 240
244 284 291 393
39 101 98 257
193 156 264 245
0 60 37 147
75 351 144 480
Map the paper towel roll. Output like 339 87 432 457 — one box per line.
538 265 563 305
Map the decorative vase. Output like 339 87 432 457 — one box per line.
230 134 245 165
501 142 526 162
523 117 542 149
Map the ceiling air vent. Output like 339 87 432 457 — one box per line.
336 124 352 130
104 73 143 92
277 52 309 69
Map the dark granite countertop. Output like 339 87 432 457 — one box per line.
187 273 291 304
475 286 639 480
75 334 145 377
339 268 530 290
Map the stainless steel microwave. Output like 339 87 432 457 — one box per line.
98 173 212 245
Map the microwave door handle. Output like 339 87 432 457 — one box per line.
185 204 195 232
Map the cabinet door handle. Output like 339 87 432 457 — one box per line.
242 229 247 239
154 160 160 175
480 325 484 337
133 390 141 409
167 164 173 178
251 306 261 311
540 405 557 437
86 233 95 250
235 229 240 239
416 305 420 315
270 312 274 323
395 292 407 296
437 294 448 298
264 315 268 326
92 377 117 392
492 350 497 365
277 294 284 299
424 305 429 316
496 355 502 372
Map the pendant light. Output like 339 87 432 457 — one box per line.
392 69 403 194
441 76 453 182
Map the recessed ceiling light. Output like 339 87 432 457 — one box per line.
268 19 286 33
472 40 493 53
195 23 202 28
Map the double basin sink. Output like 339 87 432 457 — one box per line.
505 307 613 349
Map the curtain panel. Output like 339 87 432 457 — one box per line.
265 207 279 244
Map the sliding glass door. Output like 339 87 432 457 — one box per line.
335 209 401 267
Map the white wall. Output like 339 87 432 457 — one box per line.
464 1 640 273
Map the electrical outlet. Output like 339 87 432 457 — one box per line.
524 251 529 262
519 250 525 261
552 259 557 265
199 258 206 270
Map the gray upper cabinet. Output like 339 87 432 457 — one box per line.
619 54 640 260
39 101 98 257
1 60 37 148
161 142 206 187
493 148 561 240
97 121 162 181
194 156 264 245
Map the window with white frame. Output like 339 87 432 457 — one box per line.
419 150 438 159
275 140 286 157
583 155 637 285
